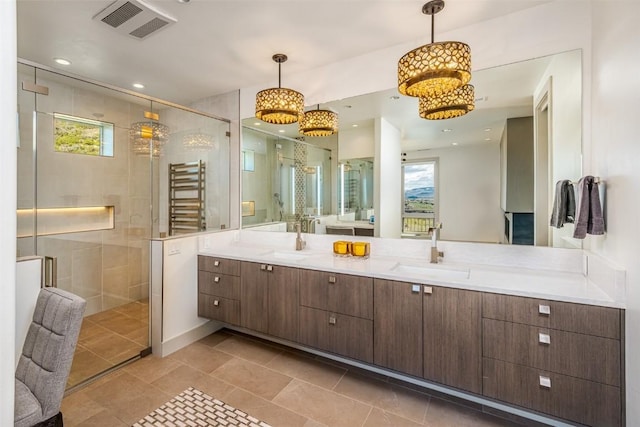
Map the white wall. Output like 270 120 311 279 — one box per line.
338 125 375 161
1 0 17 423
375 118 401 238
405 143 502 243
588 2 640 425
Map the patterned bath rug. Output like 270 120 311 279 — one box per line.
132 387 272 427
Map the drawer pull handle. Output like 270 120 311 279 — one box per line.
214 276 220 283
539 375 551 388
423 286 433 295
329 316 336 325
213 299 220 307
411 284 421 293
214 260 220 267
267 265 273 272
328 276 336 283
538 333 551 344
538 304 551 315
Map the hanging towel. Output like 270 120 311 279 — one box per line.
573 176 605 239
550 180 575 228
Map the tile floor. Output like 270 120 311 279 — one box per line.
68 299 149 388
62 329 541 427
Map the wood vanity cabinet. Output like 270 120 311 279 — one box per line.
197 256 241 325
373 279 482 393
240 261 299 342
298 269 373 362
482 293 624 427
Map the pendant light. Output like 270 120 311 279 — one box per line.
419 84 475 120
397 0 471 98
255 54 304 124
129 120 169 156
299 105 338 137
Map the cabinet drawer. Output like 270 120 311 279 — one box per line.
299 269 373 319
483 318 620 386
299 306 373 363
198 294 240 325
483 358 621 427
198 271 240 300
198 255 240 276
483 293 620 339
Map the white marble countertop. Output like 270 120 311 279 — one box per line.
198 230 625 309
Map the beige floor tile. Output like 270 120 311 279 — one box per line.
102 315 147 336
73 410 128 427
85 308 128 324
266 350 347 390
198 329 233 347
334 371 429 424
363 407 423 427
60 390 106 426
224 387 309 427
303 419 329 427
112 301 149 321
84 372 171 425
67 349 114 388
424 398 520 427
123 354 182 383
273 379 372 427
168 342 233 373
214 335 283 365
81 332 144 363
123 325 150 346
78 320 110 344
151 363 235 400
213 358 293 400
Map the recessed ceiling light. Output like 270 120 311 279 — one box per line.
484 128 492 132
177 0 190 3
441 128 452 133
485 137 491 141
278 129 285 133
452 142 459 146
352 124 359 128
132 83 145 89
254 122 261 126
54 58 71 66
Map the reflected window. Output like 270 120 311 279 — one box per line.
54 113 114 157
402 160 437 234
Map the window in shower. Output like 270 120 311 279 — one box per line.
53 113 114 156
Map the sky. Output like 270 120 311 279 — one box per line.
403 163 434 191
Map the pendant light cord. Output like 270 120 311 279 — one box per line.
278 62 282 88
431 13 435 43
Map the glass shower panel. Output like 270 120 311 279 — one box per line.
32 68 153 388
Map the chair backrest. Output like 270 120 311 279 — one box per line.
15 287 86 420
326 226 355 236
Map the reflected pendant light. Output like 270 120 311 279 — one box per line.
183 132 214 151
129 121 170 156
299 105 338 137
398 0 471 98
419 84 475 120
255 54 304 124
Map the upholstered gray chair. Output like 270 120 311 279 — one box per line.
15 287 86 427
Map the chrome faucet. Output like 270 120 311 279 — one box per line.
429 222 444 263
295 222 306 251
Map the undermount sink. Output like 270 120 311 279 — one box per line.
263 250 310 261
391 262 470 281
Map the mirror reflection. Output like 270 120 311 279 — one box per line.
242 49 582 248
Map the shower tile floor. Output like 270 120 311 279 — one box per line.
68 299 149 388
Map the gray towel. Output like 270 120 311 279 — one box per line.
573 176 605 239
550 180 575 228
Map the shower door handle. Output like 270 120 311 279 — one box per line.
43 256 58 288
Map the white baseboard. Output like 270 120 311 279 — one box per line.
155 320 223 357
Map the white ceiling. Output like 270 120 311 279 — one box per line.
17 0 551 105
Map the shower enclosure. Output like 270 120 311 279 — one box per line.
17 61 231 388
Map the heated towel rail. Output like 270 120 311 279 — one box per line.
169 161 206 235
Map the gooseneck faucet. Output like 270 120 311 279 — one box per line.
429 222 444 263
295 222 306 251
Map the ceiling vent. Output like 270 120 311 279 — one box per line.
93 0 177 40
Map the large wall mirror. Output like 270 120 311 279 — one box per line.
241 49 582 248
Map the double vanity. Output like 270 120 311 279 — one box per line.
197 230 625 427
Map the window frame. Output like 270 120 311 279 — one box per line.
401 158 439 235
53 112 115 157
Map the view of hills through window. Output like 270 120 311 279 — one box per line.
403 162 435 214
54 113 114 157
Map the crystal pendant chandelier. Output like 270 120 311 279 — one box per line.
129 121 170 156
419 84 475 120
255 54 304 124
299 105 338 137
397 0 472 98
